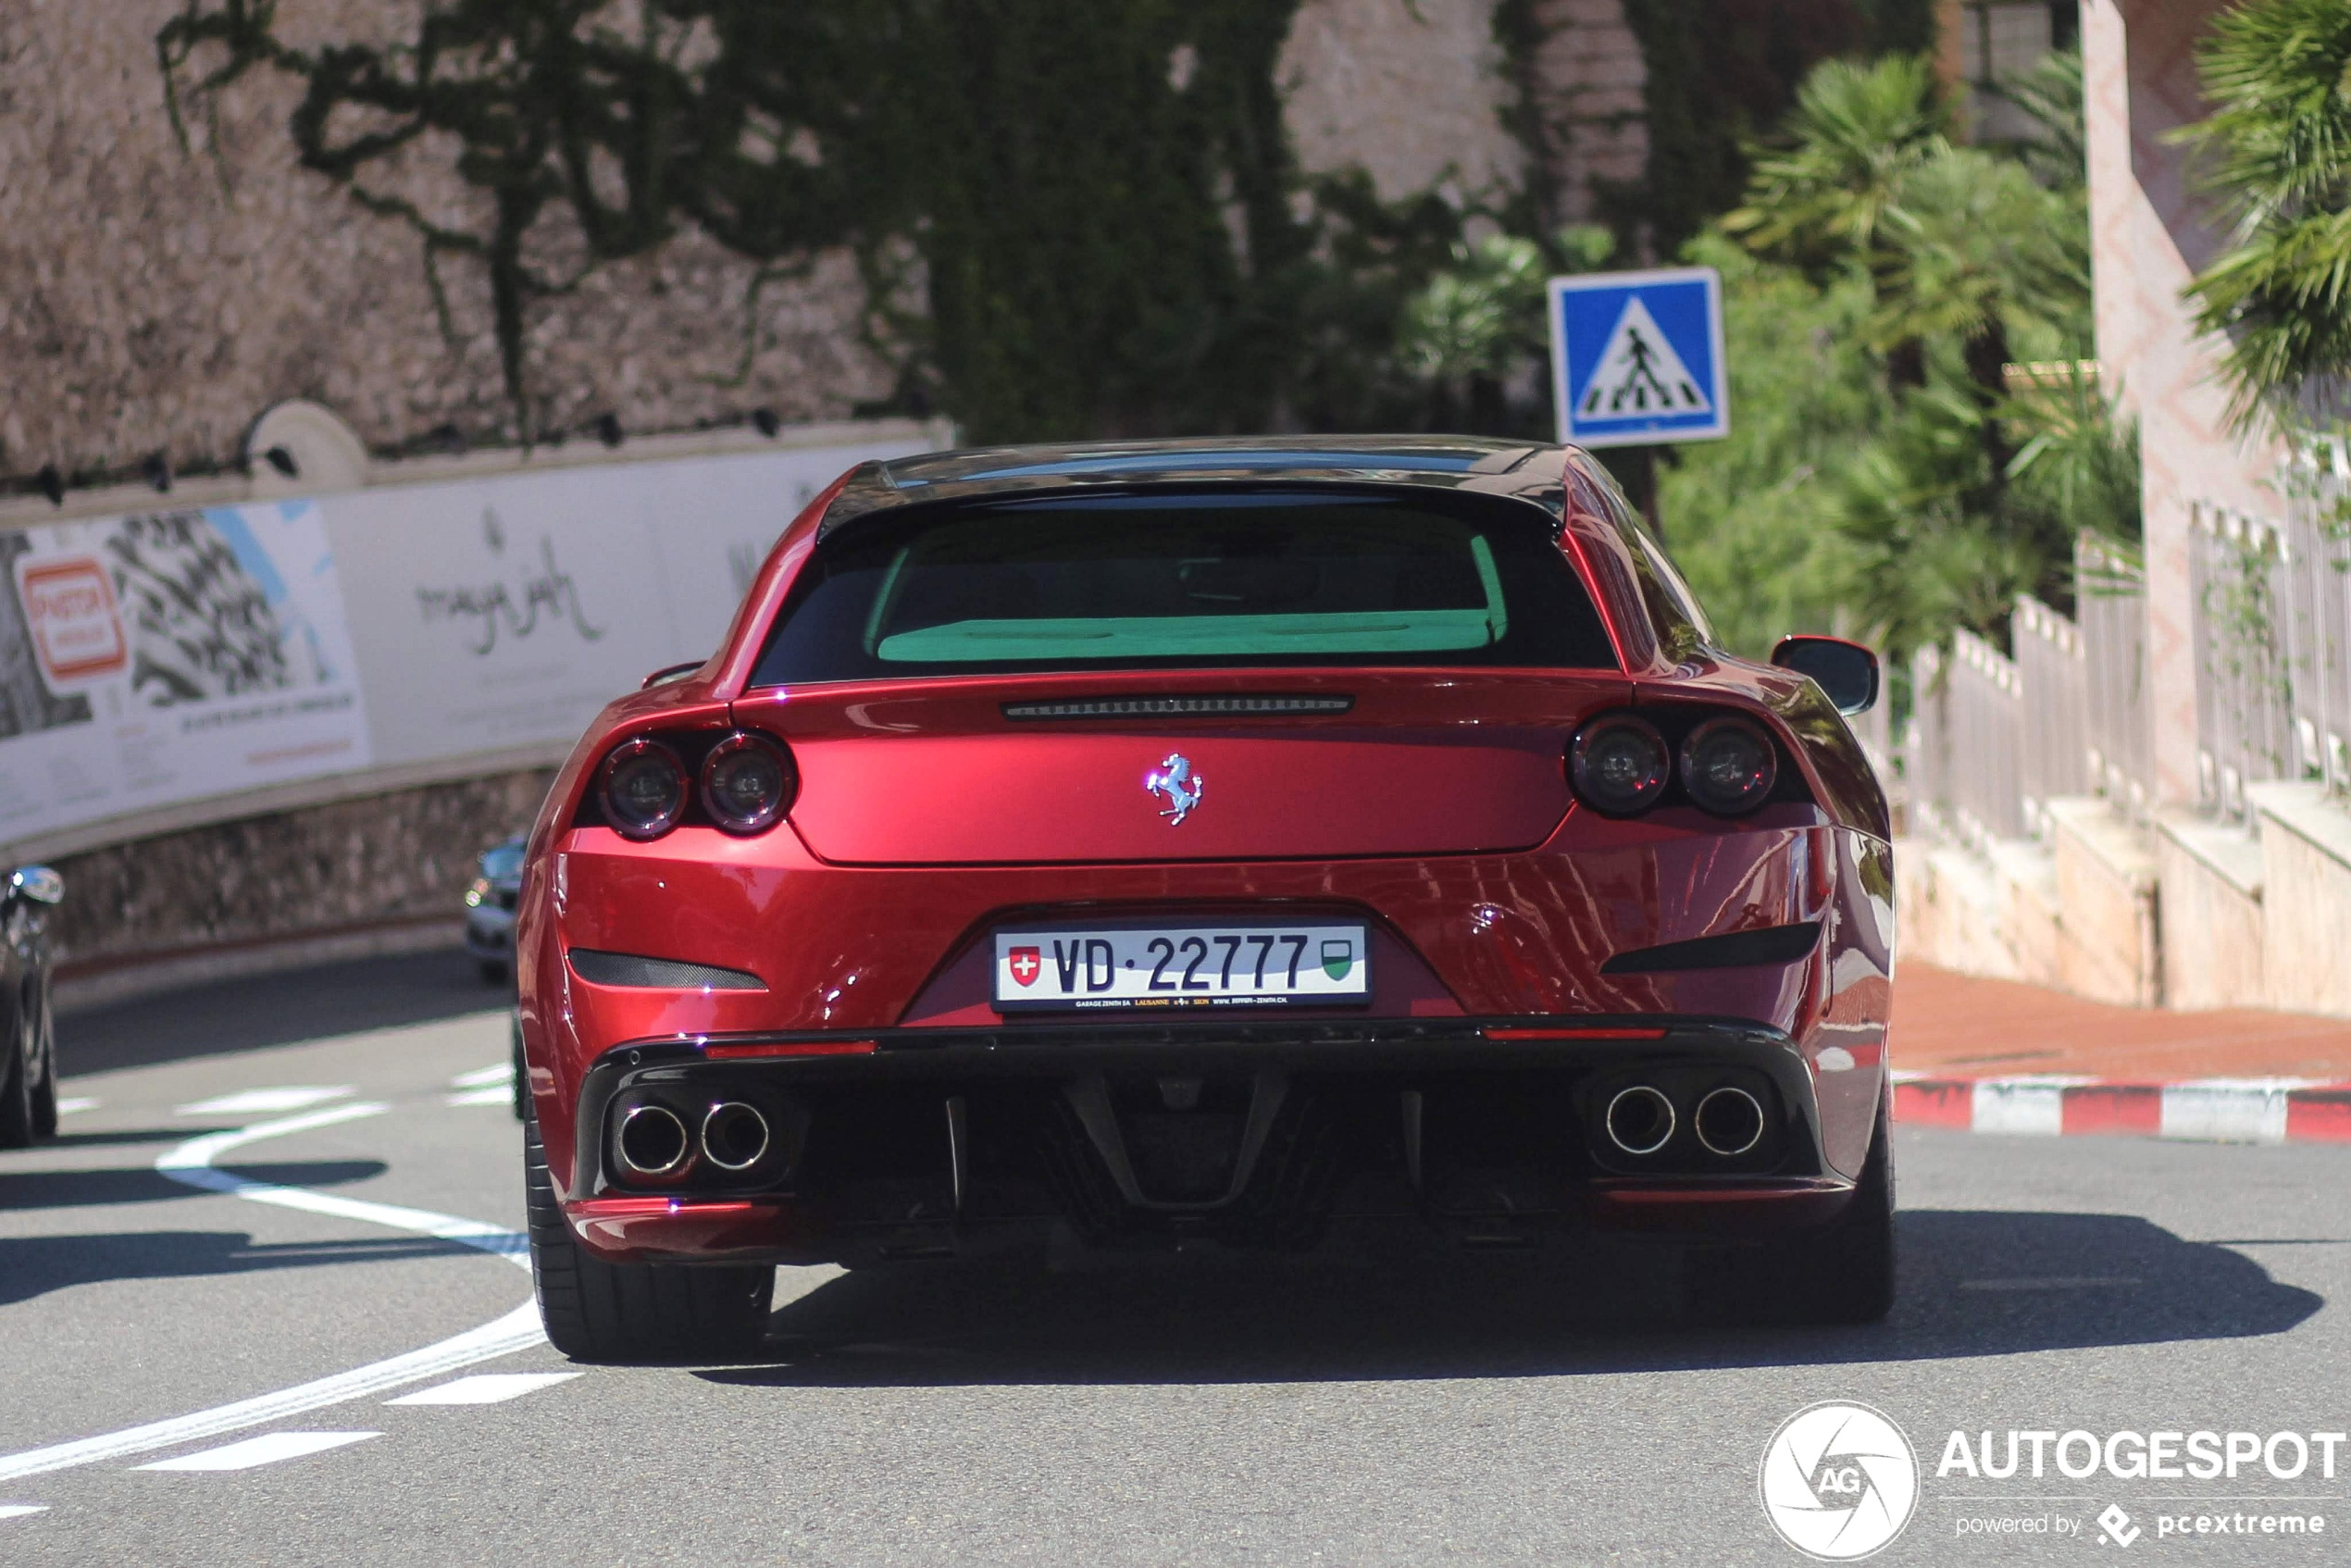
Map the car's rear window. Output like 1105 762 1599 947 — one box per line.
750 492 1618 683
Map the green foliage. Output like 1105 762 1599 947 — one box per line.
1657 44 2133 665
1616 1 1874 255
1648 236 1880 655
1984 44 2089 190
2177 0 2351 432
1723 54 1950 275
1397 224 1611 430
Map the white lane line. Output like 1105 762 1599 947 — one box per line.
176 1086 354 1117
156 1103 529 1261
449 1063 515 1089
444 1086 514 1108
135 1432 380 1473
55 1097 98 1116
385 1373 578 1406
0 1105 546 1484
0 1505 48 1519
0 1305 543 1483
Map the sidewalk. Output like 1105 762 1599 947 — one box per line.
1890 962 2351 1143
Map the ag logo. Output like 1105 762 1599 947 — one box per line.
1760 1401 1918 1561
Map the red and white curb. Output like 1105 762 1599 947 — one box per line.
1893 1073 2351 1144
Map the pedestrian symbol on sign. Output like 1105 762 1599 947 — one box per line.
1579 297 1711 418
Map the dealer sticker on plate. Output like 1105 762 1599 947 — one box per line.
993 923 1373 1012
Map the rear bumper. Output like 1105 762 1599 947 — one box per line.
561 1015 1874 1263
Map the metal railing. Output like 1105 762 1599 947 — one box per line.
1904 474 2347 841
2013 594 2090 838
2075 533 2154 820
2282 443 2351 796
1906 535 2151 843
1908 628 2026 846
2189 502 2299 818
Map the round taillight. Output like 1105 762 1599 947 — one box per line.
700 733 795 833
599 739 688 840
1679 716 1779 815
1569 715 1671 815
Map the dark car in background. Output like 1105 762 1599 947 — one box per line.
2 865 64 1148
465 835 527 985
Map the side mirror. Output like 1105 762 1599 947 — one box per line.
1771 635 1879 716
7 865 64 906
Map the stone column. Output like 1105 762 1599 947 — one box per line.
2083 0 2285 809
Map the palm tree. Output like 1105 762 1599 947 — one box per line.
2179 0 2351 431
1724 54 1949 271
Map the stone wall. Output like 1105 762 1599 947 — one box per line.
1279 0 1648 228
0 0 891 482
8 1 1649 488
47 767 554 976
1281 0 1525 205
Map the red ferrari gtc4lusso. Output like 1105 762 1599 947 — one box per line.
514 437 1895 1360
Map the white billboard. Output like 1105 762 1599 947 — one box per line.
0 429 934 853
0 501 371 845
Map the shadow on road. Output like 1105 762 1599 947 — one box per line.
59 948 506 1076
0 1231 485 1307
699 1209 2323 1387
0 1159 389 1213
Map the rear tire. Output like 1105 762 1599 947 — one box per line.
508 1014 528 1123
523 1109 773 1363
29 992 56 1139
0 1027 31 1150
478 957 510 986
1682 1093 1895 1326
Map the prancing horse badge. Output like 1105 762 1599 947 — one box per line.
1145 753 1204 825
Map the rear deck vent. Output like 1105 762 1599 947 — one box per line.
1002 694 1353 721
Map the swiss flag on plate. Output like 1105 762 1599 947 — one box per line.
1007 947 1042 987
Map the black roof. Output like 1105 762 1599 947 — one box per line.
816 436 1577 537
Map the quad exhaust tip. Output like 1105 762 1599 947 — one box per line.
701 1101 772 1172
1603 1085 1676 1156
1694 1086 1765 1157
616 1103 692 1178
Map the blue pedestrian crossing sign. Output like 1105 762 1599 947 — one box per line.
1548 266 1728 448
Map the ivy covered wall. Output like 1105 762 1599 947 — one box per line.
3 0 1929 487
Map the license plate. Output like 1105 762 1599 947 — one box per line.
992 922 1373 1012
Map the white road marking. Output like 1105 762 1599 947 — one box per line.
176 1086 354 1117
135 1432 380 1472
55 1097 98 1115
0 1505 47 1520
444 1086 514 1107
0 1104 547 1484
384 1373 578 1406
0 1305 543 1483
156 1104 530 1260
449 1063 515 1089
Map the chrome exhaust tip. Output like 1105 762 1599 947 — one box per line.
615 1103 691 1178
1694 1086 1765 1157
701 1101 771 1173
1603 1085 1675 1156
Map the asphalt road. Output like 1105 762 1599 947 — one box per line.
3 952 2345 1566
